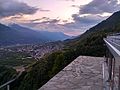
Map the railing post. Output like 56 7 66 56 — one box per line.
7 85 10 90
113 58 115 89
106 50 115 90
118 66 120 90
105 47 109 65
111 58 115 90
108 52 112 81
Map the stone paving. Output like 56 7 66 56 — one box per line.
39 56 104 90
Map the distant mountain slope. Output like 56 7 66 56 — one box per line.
9 24 71 41
0 23 49 46
0 23 70 46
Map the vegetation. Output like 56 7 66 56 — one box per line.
0 66 17 90
0 50 36 67
0 49 36 90
11 50 77 90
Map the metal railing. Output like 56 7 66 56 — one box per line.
0 71 22 90
104 33 120 90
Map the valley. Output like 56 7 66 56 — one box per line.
1 6 120 90
0 41 63 67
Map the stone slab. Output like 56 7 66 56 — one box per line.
39 56 104 90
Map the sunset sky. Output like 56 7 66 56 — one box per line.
0 0 120 36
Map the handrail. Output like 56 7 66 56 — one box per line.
0 71 22 89
104 39 120 56
104 34 120 90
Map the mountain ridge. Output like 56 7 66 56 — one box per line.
9 23 71 41
0 23 71 46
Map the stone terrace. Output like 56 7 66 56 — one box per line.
39 56 104 90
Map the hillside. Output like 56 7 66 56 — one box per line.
64 11 120 56
11 11 120 90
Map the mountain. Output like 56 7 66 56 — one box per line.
9 24 71 41
0 23 70 46
0 23 49 46
10 11 120 90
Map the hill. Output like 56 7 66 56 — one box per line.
64 11 120 56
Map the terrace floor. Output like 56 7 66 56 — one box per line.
39 56 104 90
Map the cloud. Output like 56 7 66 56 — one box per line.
71 5 79 8
20 18 60 27
9 15 22 19
41 19 60 24
21 21 81 36
62 13 104 31
20 13 105 36
0 0 38 18
66 0 75 1
39 8 50 12
27 17 50 23
27 17 60 24
19 0 120 36
5 0 120 36
61 0 75 2
20 17 84 36
72 14 104 24
62 0 120 35
80 0 120 14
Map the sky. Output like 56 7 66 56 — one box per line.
0 0 120 36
